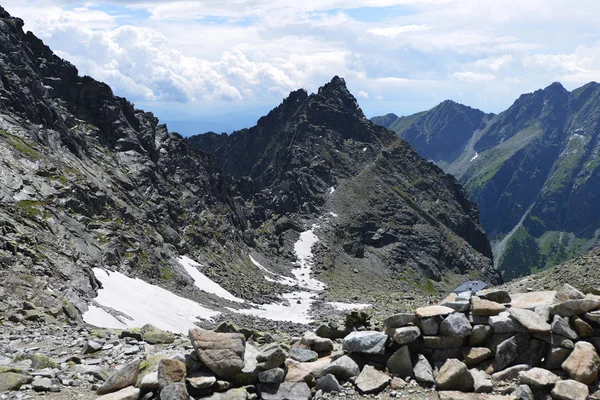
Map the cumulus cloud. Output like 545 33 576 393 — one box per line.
452 72 497 82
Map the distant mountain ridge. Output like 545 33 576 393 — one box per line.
373 82 600 280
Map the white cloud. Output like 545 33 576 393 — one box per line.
452 72 497 82
368 25 431 38
357 90 369 99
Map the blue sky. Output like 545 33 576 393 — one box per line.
3 0 600 133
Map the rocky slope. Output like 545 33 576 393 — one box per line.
189 77 500 306
374 83 600 280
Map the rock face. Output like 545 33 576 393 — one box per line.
189 329 246 380
373 82 600 281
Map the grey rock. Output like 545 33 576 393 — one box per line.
413 354 434 385
507 308 551 333
391 326 421 345
189 328 246 380
157 359 186 389
491 365 531 382
300 332 334 354
469 369 492 393
355 365 391 394
582 310 600 324
561 340 600 384
556 284 585 302
97 386 141 400
289 348 317 363
434 359 473 392
97 360 140 395
186 370 216 390
469 325 493 346
441 301 470 312
257 346 287 370
439 313 472 337
418 316 441 335
342 331 387 354
140 372 160 392
83 340 103 354
314 374 341 393
159 382 188 400
551 379 589 400
258 368 285 384
383 313 416 328
544 346 572 369
31 376 53 392
422 335 466 349
259 382 311 400
511 384 534 400
322 355 360 381
489 312 527 333
551 315 577 340
518 367 559 389
387 346 412 378
476 289 511 304
551 298 600 317
494 335 521 371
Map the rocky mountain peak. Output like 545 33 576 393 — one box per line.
312 75 366 121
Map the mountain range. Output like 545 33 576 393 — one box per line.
374 82 600 280
0 5 498 331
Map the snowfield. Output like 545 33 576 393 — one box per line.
82 268 220 334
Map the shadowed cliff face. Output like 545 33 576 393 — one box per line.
374 81 600 281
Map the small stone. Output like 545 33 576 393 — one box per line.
518 367 559 389
322 355 360 381
551 379 589 400
390 377 406 390
289 348 318 363
83 340 103 354
314 374 341 393
300 332 334 354
157 359 186 389
97 386 140 400
551 315 577 340
413 354 434 385
562 341 600 384
439 313 472 337
415 305 455 318
258 368 285 384
31 376 53 392
391 326 421 345
471 296 505 316
257 345 287 370
383 313 416 328
342 331 387 354
97 360 140 396
476 289 511 304
469 369 492 393
512 384 534 400
463 347 492 368
139 371 159 392
355 365 391 394
491 364 531 382
259 382 311 400
159 382 188 400
571 316 594 338
186 370 216 390
469 325 493 346
434 359 473 392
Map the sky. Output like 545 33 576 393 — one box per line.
3 0 600 133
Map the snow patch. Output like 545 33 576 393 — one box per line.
329 187 335 194
178 256 245 303
231 292 317 324
328 302 371 311
362 147 367 152
329 212 339 218
83 268 220 333
249 255 297 287
293 227 326 291
470 151 479 162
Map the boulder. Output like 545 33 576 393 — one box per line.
510 291 557 310
391 326 421 345
383 313 416 328
413 354 434 385
415 305 455 318
518 367 559 389
470 369 492 393
83 340 103 354
419 316 442 335
571 316 594 338
140 324 175 345
315 322 347 339
472 297 506 316
463 347 492 368
159 382 188 400
186 370 216 391
435 359 474 392
469 325 493 346
494 335 521 371
489 312 527 334
355 365 391 394
387 346 412 378
139 371 160 392
556 284 585 302
551 298 600 317
342 331 387 354
31 376 52 392
551 315 577 340
491 365 530 382
314 374 341 393
259 382 311 400
476 289 511 304
583 310 600 324
289 348 318 363
551 379 589 400
97 360 140 395
189 328 246 380
285 357 331 384
439 313 472 337
544 346 572 370
511 385 534 400
257 345 287 370
507 308 551 333
258 368 285 384
561 341 600 384
300 332 334 354
97 386 140 400
322 355 360 381
157 359 186 389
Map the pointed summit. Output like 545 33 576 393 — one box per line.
313 76 365 120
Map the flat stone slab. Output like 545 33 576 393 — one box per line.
415 305 455 318
510 291 557 310
507 308 551 333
